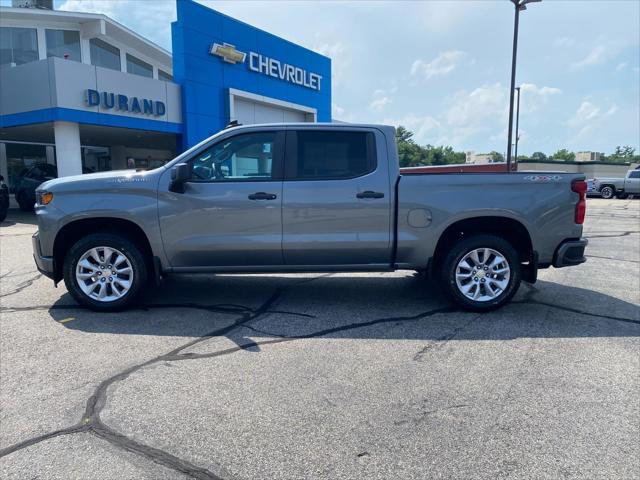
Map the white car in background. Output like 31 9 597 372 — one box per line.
593 169 640 199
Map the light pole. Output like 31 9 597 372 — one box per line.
506 0 540 172
514 86 521 166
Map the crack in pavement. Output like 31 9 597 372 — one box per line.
169 306 460 363
514 300 640 325
586 254 640 264
1 272 638 478
0 303 315 320
413 317 476 362
0 274 336 478
0 272 43 299
584 231 639 239
1 283 456 479
0 287 286 479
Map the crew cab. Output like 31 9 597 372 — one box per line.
594 168 640 199
32 124 588 312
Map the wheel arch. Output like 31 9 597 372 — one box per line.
431 216 534 274
598 183 617 192
53 217 154 282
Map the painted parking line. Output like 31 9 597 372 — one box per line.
58 317 76 324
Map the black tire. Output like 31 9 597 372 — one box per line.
63 232 148 311
616 192 629 200
600 186 615 199
0 207 7 223
440 234 522 312
16 191 33 212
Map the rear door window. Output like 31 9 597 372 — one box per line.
287 130 375 180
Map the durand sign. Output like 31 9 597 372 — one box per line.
85 89 166 116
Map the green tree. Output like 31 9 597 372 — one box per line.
395 125 414 143
488 151 505 163
552 149 575 162
530 151 547 161
614 145 636 158
604 146 640 164
395 126 466 167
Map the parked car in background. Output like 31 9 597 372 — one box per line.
0 175 9 222
593 168 640 199
14 164 99 211
32 123 587 313
14 164 58 212
586 179 602 197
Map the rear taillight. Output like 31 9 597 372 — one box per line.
572 180 587 224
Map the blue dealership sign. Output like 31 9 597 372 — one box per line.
172 0 331 149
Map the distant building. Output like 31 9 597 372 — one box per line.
575 151 604 162
465 151 493 164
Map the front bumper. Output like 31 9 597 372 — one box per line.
32 231 55 280
553 238 588 268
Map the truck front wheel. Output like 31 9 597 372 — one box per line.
440 235 521 312
63 233 147 311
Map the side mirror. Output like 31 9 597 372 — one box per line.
169 163 190 193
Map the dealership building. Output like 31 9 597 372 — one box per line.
0 0 331 191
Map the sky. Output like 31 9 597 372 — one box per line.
5 0 639 155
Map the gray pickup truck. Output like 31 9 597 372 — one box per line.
594 169 640 199
32 123 588 312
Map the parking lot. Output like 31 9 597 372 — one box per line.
0 198 638 479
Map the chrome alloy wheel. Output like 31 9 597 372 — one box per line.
455 248 511 302
75 246 134 302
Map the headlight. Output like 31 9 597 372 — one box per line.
38 191 54 205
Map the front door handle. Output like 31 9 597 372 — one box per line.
248 192 277 200
356 190 385 199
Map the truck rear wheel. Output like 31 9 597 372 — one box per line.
440 234 521 312
600 186 615 199
63 233 147 311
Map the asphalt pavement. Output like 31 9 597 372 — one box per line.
1 198 638 479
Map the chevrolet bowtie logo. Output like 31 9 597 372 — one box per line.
210 43 246 64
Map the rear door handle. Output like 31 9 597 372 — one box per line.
248 192 277 200
356 191 385 199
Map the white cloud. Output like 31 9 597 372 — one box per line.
567 100 619 145
616 62 628 71
369 89 394 112
520 83 562 98
518 83 562 114
446 83 508 128
569 101 600 127
410 50 466 80
313 40 350 87
571 45 609 69
370 96 392 112
605 105 619 117
380 114 441 145
59 0 175 50
554 37 576 48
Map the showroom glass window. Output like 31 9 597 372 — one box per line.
89 38 120 71
158 69 173 82
126 53 153 78
293 131 374 180
190 132 276 182
3 143 53 192
45 29 81 62
0 27 38 67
